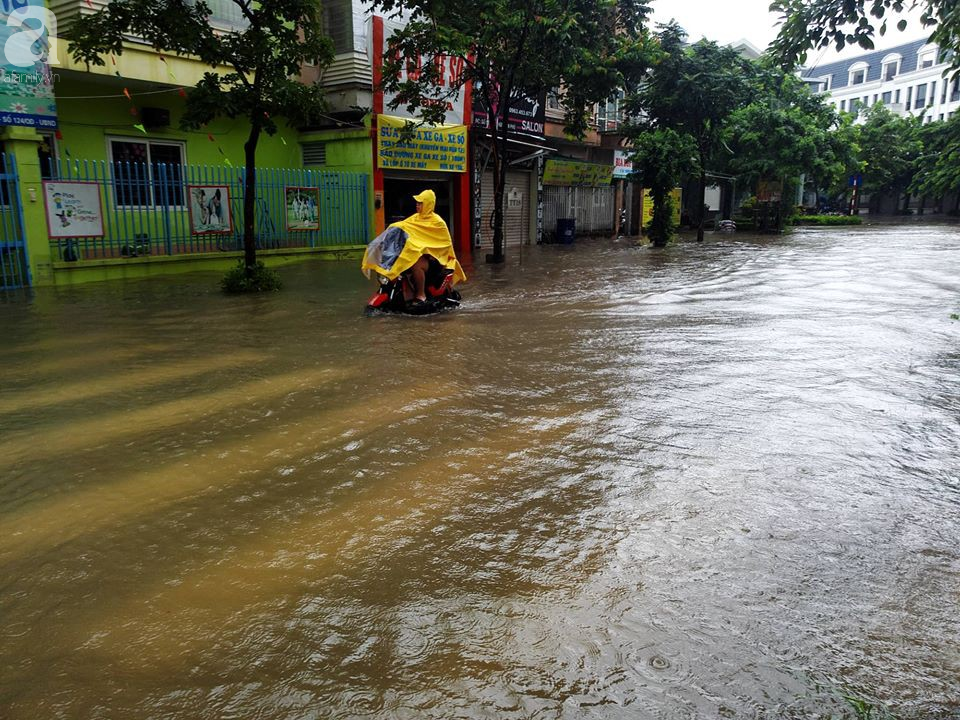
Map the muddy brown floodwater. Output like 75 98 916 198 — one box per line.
1 224 959 719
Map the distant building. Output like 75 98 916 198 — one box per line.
802 38 960 123
729 39 763 60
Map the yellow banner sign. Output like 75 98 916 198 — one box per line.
377 115 468 173
641 188 682 228
542 159 613 187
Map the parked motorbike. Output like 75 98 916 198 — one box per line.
364 255 462 316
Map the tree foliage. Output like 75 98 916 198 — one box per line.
768 0 956 70
628 23 754 241
857 103 923 208
911 114 960 208
68 0 333 276
369 0 655 260
722 65 859 201
631 128 697 246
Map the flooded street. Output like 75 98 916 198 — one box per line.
1 224 959 719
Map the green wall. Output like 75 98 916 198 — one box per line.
54 75 300 168
299 127 373 175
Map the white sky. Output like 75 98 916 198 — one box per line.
648 0 931 63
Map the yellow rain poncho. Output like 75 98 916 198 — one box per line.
361 189 467 284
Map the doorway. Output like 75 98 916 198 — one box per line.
383 177 454 233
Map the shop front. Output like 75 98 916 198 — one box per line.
370 15 472 258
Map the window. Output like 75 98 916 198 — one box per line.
919 51 935 69
840 99 846 111
883 58 899 81
323 0 354 54
109 138 185 207
928 81 936 106
596 91 625 131
895 89 901 104
882 91 892 104
952 78 960 103
906 86 913 107
38 133 56 179
849 62 868 85
189 0 249 31
914 84 926 109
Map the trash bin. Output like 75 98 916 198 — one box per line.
556 218 575 244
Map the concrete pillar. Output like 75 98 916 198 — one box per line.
1 126 51 286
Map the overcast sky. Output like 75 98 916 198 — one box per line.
648 0 931 63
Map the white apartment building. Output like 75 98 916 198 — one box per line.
802 38 960 123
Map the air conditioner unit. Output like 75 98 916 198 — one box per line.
141 107 170 128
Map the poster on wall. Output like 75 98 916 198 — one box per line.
0 0 58 129
284 187 319 231
188 185 232 234
43 181 104 238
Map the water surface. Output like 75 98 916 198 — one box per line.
1 224 959 718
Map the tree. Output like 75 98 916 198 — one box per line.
629 23 755 241
631 128 697 246
722 64 859 213
857 103 923 212
68 0 333 281
369 0 655 262
768 0 955 69
911 115 960 211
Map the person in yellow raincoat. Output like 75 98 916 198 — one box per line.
361 189 466 305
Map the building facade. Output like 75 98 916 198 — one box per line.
802 38 960 123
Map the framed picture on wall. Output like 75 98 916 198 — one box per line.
284 186 320 231
43 181 105 238
188 185 232 235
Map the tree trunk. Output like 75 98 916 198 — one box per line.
697 167 707 242
487 96 509 264
243 123 261 274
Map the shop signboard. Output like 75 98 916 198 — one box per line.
374 16 470 125
0 0 58 129
542 159 613 187
613 150 633 179
471 88 545 138
377 114 468 173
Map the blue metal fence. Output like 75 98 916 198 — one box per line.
0 153 29 290
50 159 370 262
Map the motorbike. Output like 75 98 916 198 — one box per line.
364 254 462 316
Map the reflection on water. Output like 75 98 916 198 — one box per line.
2 225 960 718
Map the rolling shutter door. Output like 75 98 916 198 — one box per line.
479 171 530 250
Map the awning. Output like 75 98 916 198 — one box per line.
474 131 557 168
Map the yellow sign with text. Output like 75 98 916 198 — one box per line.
641 188 682 228
377 115 468 173
542 159 613 187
